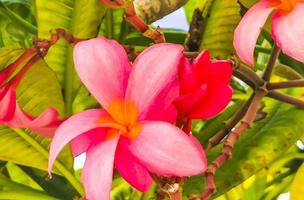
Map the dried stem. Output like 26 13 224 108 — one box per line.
267 90 304 108
262 44 281 81
267 80 304 90
185 8 204 51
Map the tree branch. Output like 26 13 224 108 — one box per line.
267 91 304 109
200 89 267 199
267 80 304 90
207 94 254 150
262 44 281 81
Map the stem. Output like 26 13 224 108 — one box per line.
262 44 281 81
169 190 182 200
267 80 304 90
231 58 265 87
207 94 254 150
0 47 36 87
64 47 74 115
267 90 304 108
201 89 267 199
12 128 85 196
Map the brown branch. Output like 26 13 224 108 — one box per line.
267 91 304 109
200 89 267 199
230 58 265 88
262 44 281 81
267 80 304 90
206 94 254 150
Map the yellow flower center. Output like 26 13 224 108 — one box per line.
269 0 302 13
98 100 141 140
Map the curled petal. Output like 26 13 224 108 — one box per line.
82 135 119 200
0 86 16 121
48 109 107 174
272 3 304 63
190 84 233 119
194 53 232 85
74 37 131 111
115 140 153 192
179 57 199 94
234 1 274 65
127 121 207 176
126 43 183 119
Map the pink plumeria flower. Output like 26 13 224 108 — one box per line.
48 37 207 200
0 49 62 137
234 0 304 65
175 51 233 120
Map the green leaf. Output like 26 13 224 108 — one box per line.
290 163 304 200
199 0 241 58
238 0 258 8
184 89 304 197
0 49 83 195
0 177 58 200
35 0 107 114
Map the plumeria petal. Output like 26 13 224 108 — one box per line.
126 43 183 119
48 109 107 173
127 121 207 176
0 86 16 121
174 85 208 115
190 84 233 119
234 1 274 65
115 140 153 192
144 105 178 123
179 57 199 94
74 37 131 111
71 128 105 157
82 135 119 200
193 52 232 84
272 3 304 63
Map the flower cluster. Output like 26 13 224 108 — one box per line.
46 37 232 200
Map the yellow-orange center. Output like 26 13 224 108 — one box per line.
269 0 303 13
98 100 141 140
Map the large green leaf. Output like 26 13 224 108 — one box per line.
35 0 107 114
199 0 241 58
0 49 82 194
290 163 304 200
184 88 304 197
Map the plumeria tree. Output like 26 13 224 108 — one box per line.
0 0 304 199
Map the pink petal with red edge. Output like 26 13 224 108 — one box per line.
143 79 179 123
272 4 304 63
179 57 199 94
82 135 119 200
126 43 183 119
115 139 153 192
190 84 233 119
71 128 105 157
127 121 207 176
48 109 107 174
74 37 131 110
234 1 274 65
6 105 60 137
174 84 208 115
0 86 16 121
144 105 178 124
